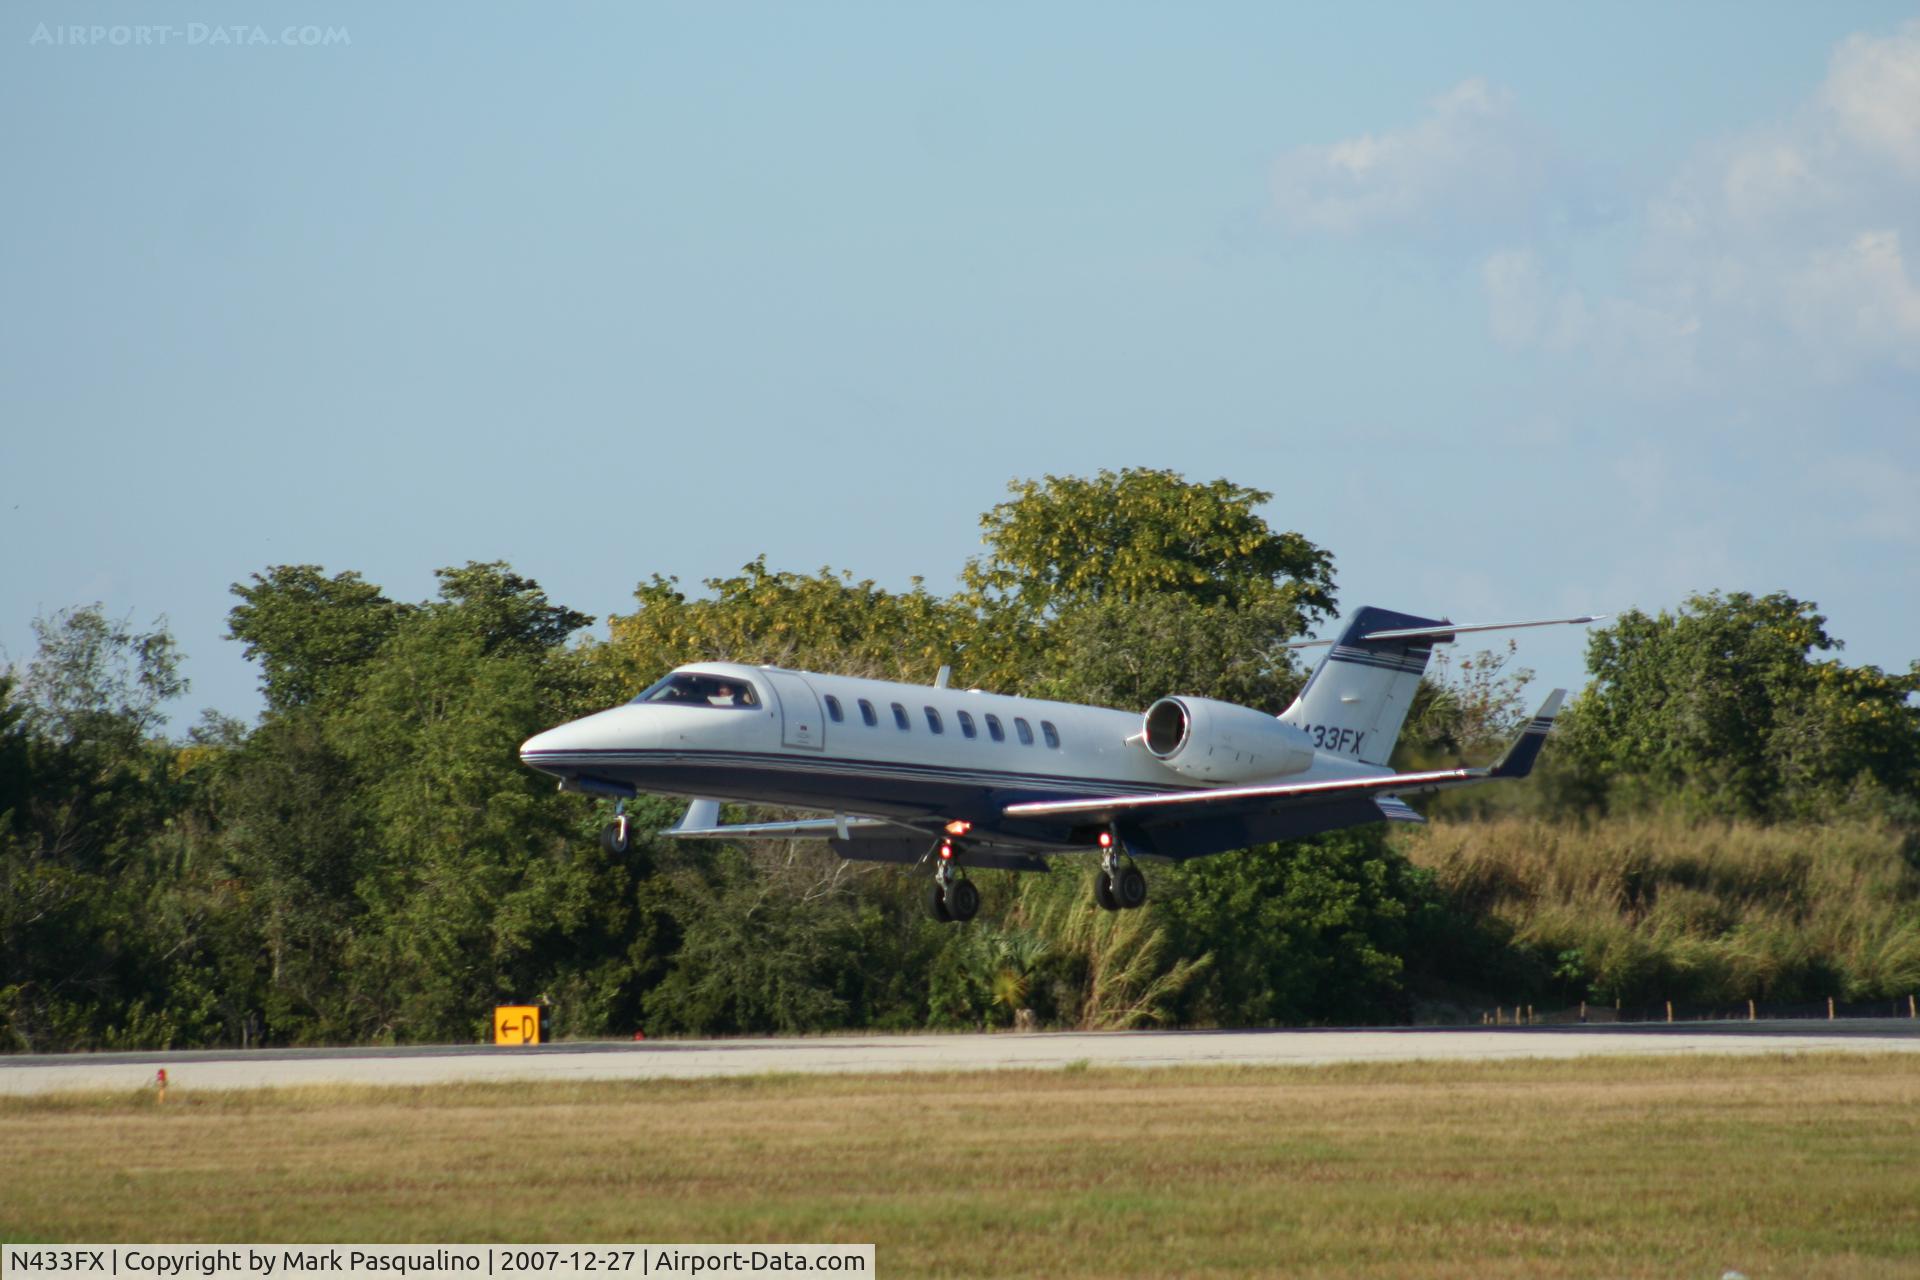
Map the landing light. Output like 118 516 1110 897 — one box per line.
1098 831 1113 849
944 820 971 836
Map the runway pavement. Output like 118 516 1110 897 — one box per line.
4 1019 1917 1095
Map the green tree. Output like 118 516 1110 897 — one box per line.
200 709 369 1043
960 469 1335 697
597 557 968 701
228 566 409 711
1158 828 1421 1026
1559 591 1920 819
19 605 184 750
1030 592 1308 713
316 564 604 1041
432 561 594 656
964 468 1336 617
0 612 198 1050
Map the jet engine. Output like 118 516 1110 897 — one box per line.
1141 696 1315 783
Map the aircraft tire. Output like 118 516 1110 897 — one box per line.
946 878 981 923
599 821 630 856
926 880 953 923
1094 871 1120 912
1116 864 1148 910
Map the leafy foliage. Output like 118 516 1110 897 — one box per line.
965 467 1336 618
1559 591 1920 819
228 566 407 711
4 474 1916 1052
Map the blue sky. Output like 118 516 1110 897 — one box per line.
4 3 1917 723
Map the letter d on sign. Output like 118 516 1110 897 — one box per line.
493 1004 543 1045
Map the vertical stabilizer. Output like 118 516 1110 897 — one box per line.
1279 606 1445 766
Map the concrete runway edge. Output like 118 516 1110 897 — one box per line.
5 1020 1919 1095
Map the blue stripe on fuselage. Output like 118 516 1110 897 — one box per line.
521 746 1198 824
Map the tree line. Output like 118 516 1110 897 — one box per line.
3 469 1917 1050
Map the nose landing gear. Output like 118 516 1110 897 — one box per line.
600 802 631 856
926 838 981 924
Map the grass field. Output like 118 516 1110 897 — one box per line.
5 1054 1919 1278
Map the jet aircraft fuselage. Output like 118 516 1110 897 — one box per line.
519 605 1592 921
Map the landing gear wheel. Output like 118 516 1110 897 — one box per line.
926 880 953 923
1115 863 1148 910
946 878 981 923
1094 871 1120 912
600 816 631 856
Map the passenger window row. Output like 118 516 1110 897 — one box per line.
821 693 1060 748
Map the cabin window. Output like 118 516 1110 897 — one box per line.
924 707 944 734
632 672 760 709
1015 717 1035 745
1041 720 1061 749
957 710 977 739
985 714 1005 743
824 695 844 723
892 702 911 731
858 698 878 727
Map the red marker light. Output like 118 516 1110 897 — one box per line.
1098 831 1113 849
939 841 953 860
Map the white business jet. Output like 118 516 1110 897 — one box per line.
519 607 1598 923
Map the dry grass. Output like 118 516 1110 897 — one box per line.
4 1054 1920 1278
1402 815 1920 1004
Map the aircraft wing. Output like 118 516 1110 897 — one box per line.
662 797 910 841
1004 690 1565 829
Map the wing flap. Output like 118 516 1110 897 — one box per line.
662 798 907 841
1374 794 1425 824
1003 763 1480 823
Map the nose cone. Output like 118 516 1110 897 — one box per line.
518 724 565 763
519 708 633 771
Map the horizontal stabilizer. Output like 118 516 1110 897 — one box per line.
1283 614 1605 650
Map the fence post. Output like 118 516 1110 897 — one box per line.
1748 998 1755 1021
1828 996 1835 1021
1665 1000 1673 1024
1910 994 1916 1019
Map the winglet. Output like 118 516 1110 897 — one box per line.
1488 689 1565 779
667 797 722 835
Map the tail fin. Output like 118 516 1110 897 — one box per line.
1487 689 1565 778
1278 606 1445 766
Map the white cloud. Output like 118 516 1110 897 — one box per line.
1481 249 1588 351
1823 23 1920 175
1271 79 1554 237
1786 229 1920 373
1480 20 1920 387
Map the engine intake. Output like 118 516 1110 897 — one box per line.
1140 696 1314 783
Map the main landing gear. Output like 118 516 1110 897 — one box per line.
600 803 631 856
1094 830 1147 912
926 837 981 924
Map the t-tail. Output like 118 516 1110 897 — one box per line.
1279 606 1446 766
1279 607 1602 767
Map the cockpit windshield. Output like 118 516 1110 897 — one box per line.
631 672 761 709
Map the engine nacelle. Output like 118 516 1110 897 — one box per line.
1141 696 1315 783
